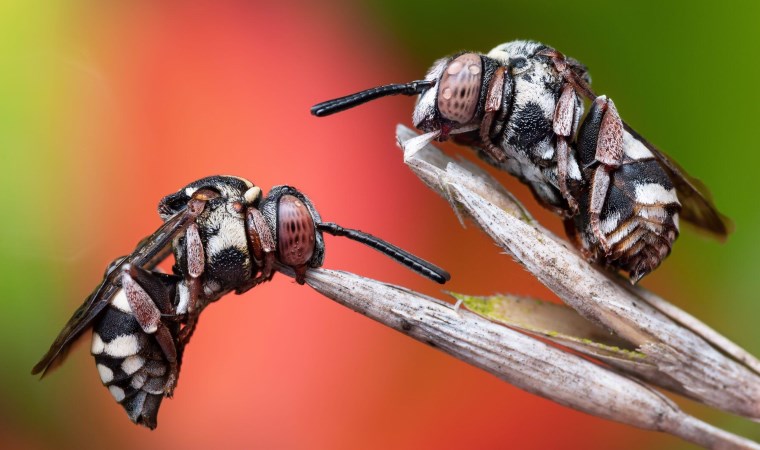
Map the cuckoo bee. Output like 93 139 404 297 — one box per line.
312 40 732 282
32 175 449 429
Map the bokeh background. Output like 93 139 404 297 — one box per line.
1 1 758 449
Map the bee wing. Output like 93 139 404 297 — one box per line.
31 201 205 377
622 123 733 239
559 67 733 239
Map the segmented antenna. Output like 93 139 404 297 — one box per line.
317 222 450 284
311 80 435 117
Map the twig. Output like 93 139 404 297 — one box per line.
396 124 760 420
298 268 759 450
276 125 760 449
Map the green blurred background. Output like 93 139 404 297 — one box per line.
1 1 758 449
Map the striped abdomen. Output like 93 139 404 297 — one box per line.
576 132 681 282
90 289 179 429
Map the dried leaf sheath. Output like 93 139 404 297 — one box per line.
397 124 760 420
301 268 759 450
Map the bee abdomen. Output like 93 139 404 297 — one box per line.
91 298 173 429
591 161 681 282
604 208 679 282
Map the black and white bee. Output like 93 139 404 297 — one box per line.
312 40 732 282
32 175 449 429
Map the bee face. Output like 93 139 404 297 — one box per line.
436 53 484 124
413 53 488 133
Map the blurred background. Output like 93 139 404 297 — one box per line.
1 1 758 449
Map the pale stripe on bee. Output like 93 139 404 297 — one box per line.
622 131 654 160
633 183 678 205
103 334 140 358
121 355 145 375
109 385 126 402
111 289 132 313
177 281 190 314
97 364 114 384
91 333 105 354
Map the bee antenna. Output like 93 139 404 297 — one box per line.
311 80 435 117
316 222 450 284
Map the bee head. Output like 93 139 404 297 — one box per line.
413 52 492 136
311 51 500 142
258 186 326 273
256 186 449 285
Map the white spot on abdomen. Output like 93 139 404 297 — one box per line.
131 372 147 389
109 385 126 402
91 333 105 355
121 355 145 375
639 206 668 222
111 289 132 313
623 131 654 160
104 334 140 358
97 364 113 384
634 184 678 205
601 212 621 234
606 221 637 246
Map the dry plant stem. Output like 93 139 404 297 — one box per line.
626 284 760 376
302 268 759 450
396 125 760 419
457 293 691 398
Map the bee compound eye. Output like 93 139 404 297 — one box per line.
277 195 316 267
437 53 482 124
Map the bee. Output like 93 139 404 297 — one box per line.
32 175 449 429
311 40 732 282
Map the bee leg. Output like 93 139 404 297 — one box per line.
527 182 570 217
122 266 164 338
236 207 276 294
128 265 178 314
122 266 180 396
176 287 204 349
555 138 578 213
576 95 625 254
538 48 597 100
178 222 206 347
479 66 507 163
562 217 593 259
589 166 613 253
590 97 624 166
184 224 204 272
153 326 179 396
553 84 581 213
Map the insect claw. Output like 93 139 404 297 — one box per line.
164 367 178 398
294 266 308 285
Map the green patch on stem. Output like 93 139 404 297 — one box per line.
450 292 647 362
